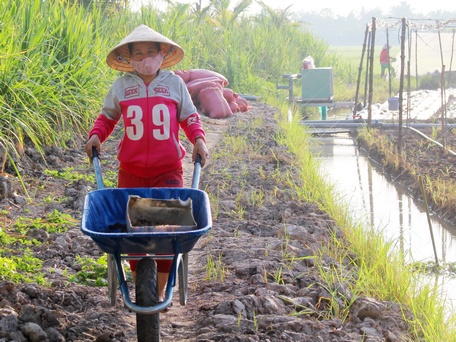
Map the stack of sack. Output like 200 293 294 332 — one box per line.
174 69 249 119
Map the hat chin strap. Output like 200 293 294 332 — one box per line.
162 46 174 59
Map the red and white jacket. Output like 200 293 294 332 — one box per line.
89 70 205 178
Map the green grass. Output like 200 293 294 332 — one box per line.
44 167 118 188
13 210 77 235
69 255 112 287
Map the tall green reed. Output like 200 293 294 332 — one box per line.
2 0 342 165
1 0 115 161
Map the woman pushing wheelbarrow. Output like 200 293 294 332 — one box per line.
84 24 209 304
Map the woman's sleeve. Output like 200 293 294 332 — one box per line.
177 77 206 143
88 86 121 142
88 114 118 143
180 112 206 144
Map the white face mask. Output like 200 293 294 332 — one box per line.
130 55 164 76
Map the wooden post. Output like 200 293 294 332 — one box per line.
353 24 369 118
368 17 376 126
414 30 418 90
441 65 447 149
406 28 412 125
363 30 371 107
438 30 447 149
386 27 392 96
398 18 406 157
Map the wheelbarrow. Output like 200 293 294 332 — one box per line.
80 149 212 341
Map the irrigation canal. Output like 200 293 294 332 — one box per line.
309 129 456 316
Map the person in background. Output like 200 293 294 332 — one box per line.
380 44 395 78
84 24 209 303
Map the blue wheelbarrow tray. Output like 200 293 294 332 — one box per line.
80 187 211 314
80 187 212 256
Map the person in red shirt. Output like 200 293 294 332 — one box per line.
84 24 209 303
380 44 395 78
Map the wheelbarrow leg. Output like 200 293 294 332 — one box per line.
178 252 189 306
107 253 117 306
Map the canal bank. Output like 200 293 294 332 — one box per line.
310 131 456 316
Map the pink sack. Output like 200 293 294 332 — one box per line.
198 86 233 119
223 88 235 103
186 78 222 101
235 96 249 112
229 101 239 113
173 70 191 83
188 69 228 86
187 77 225 89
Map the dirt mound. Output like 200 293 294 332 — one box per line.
357 125 456 223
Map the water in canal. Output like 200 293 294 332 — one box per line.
311 131 456 314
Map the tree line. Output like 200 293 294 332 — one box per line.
293 2 456 46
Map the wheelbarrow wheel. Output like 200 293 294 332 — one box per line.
136 258 160 342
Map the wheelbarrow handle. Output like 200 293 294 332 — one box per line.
191 154 202 189
92 148 200 190
92 147 104 190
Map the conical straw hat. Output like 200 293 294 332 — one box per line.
106 24 184 72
